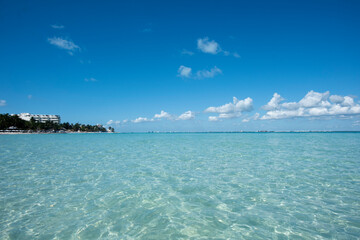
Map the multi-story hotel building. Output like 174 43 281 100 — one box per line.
17 113 61 124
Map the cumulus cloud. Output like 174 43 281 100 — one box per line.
177 111 195 120
48 37 80 52
205 97 254 121
51 24 64 29
154 110 172 119
0 100 6 106
208 113 241 122
178 65 192 78
298 91 330 108
132 117 154 123
329 95 344 104
107 120 121 125
242 113 260 123
205 97 253 114
261 90 360 120
130 110 195 122
262 93 284 110
209 116 219 122
178 65 222 79
196 66 222 79
197 37 239 57
197 37 221 54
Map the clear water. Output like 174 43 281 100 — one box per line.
1 133 360 239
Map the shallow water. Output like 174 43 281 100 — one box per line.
1 133 360 239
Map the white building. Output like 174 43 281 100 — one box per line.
18 113 61 124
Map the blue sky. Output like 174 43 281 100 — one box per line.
1 0 360 131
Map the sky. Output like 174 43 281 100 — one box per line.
1 0 360 132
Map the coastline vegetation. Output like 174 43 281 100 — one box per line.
0 113 114 133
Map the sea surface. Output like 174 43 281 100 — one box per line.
0 133 360 239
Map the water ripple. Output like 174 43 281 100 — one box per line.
0 133 360 239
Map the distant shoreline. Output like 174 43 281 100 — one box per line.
0 131 114 135
1 131 359 135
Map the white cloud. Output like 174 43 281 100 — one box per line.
0 100 6 106
28 95 32 100
177 111 195 120
342 96 355 106
129 110 194 122
197 37 221 54
329 95 343 104
197 37 239 57
205 97 253 114
154 110 172 119
253 113 260 120
85 78 97 82
209 116 219 122
181 49 194 56
132 117 154 123
261 91 360 120
242 113 260 123
298 90 330 108
262 93 284 110
178 65 192 78
106 120 121 125
205 97 253 121
220 113 241 119
51 24 64 29
281 102 299 110
196 66 222 79
177 66 222 79
48 37 80 52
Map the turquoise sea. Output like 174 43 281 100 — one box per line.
0 133 360 239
